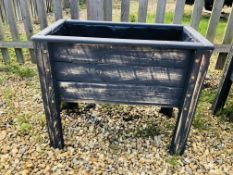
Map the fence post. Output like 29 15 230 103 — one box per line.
155 0 167 23
35 0 48 30
4 0 24 63
0 20 9 63
54 0 63 21
173 0 186 24
190 0 204 30
138 0 148 23
121 0 130 22
70 0 79 19
19 0 36 63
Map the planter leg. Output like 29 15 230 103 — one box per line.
35 41 64 149
170 52 210 155
159 107 173 117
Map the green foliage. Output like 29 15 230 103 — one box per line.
14 115 32 135
6 64 36 78
129 14 137 22
166 155 180 167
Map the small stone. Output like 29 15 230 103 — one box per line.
12 148 18 156
0 131 7 140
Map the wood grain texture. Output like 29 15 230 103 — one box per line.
35 0 48 29
206 0 224 42
173 0 186 24
4 0 24 63
170 51 211 155
54 0 63 20
58 82 183 107
190 0 204 30
104 0 112 21
50 44 191 68
155 0 167 23
215 7 233 69
121 0 130 22
70 0 79 19
87 0 104 20
53 62 187 87
138 0 148 23
19 0 35 63
212 47 233 114
34 41 64 149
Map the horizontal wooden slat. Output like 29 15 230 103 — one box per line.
58 82 183 107
50 44 191 68
214 44 232 53
0 41 33 48
54 62 187 87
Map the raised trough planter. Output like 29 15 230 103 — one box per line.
32 19 214 155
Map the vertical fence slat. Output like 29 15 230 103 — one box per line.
104 0 112 21
190 0 204 30
70 0 79 19
0 21 9 63
4 0 24 63
121 0 130 22
155 0 167 23
54 0 63 21
173 0 186 24
87 0 104 21
215 8 233 69
19 0 36 63
36 0 48 30
138 0 148 23
205 0 224 42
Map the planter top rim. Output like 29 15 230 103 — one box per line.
32 19 214 50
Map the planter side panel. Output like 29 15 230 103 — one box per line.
48 43 195 107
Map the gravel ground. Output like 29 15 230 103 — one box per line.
0 61 233 175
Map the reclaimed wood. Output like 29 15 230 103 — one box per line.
190 0 204 30
58 82 183 107
0 19 9 63
104 0 112 21
138 0 148 23
87 0 104 20
155 0 167 23
19 0 35 63
54 0 63 20
121 0 130 22
50 44 191 68
173 0 186 24
206 0 224 42
215 7 233 69
4 0 24 63
36 0 48 29
70 0 79 19
212 47 233 114
34 41 64 148
170 51 210 154
53 62 187 87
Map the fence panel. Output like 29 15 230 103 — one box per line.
216 7 233 69
4 0 24 63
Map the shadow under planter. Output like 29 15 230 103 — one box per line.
32 19 214 155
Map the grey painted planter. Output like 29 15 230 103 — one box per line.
32 19 214 155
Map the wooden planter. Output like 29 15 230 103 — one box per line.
32 19 214 155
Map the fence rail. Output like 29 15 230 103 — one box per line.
0 0 232 69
